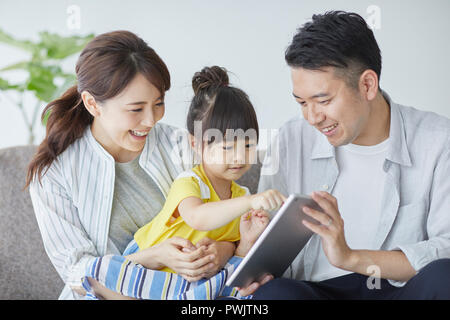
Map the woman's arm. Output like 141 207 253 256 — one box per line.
177 189 285 231
29 170 100 296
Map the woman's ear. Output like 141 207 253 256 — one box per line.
81 91 101 117
358 69 379 101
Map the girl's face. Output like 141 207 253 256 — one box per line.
201 137 257 182
84 73 165 162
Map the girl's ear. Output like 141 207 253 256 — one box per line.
189 134 198 149
189 134 203 164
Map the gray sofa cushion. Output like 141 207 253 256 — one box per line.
236 161 261 195
0 146 64 299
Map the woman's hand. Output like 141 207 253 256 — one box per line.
191 237 236 279
126 237 216 282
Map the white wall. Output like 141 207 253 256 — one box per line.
1 0 449 149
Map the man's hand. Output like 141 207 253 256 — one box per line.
301 191 416 281
301 191 352 269
236 274 274 297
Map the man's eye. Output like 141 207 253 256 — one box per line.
319 99 330 105
299 101 307 107
130 108 142 112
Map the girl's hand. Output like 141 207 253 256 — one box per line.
236 209 270 257
250 189 286 211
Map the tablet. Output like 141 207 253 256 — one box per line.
226 194 322 288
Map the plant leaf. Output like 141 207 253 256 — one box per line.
26 64 57 102
0 28 37 52
0 76 21 91
38 32 94 60
0 61 29 72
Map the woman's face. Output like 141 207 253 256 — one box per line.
86 73 165 162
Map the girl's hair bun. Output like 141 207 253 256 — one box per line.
192 66 229 95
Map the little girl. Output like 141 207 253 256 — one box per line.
82 66 286 300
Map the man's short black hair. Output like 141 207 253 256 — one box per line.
285 11 382 89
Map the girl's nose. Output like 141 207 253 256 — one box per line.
233 143 246 164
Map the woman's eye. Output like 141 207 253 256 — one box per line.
156 102 165 107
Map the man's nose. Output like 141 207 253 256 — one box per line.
307 104 325 126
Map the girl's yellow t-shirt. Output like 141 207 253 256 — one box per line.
133 164 249 273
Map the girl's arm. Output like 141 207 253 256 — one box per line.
177 189 285 231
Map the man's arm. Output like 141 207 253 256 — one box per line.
343 249 416 282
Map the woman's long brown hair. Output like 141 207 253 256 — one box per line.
25 30 170 188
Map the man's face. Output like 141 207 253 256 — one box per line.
291 67 371 146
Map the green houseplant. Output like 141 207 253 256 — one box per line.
0 29 94 144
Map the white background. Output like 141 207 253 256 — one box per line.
0 0 449 149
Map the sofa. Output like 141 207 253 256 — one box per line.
0 145 262 300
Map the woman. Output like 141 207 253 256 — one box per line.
25 30 237 299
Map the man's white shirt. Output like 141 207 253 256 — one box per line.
310 138 389 282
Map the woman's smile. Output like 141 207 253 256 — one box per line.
129 129 150 140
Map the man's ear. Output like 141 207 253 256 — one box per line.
359 69 379 101
81 91 101 117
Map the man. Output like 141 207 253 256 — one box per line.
242 11 450 299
